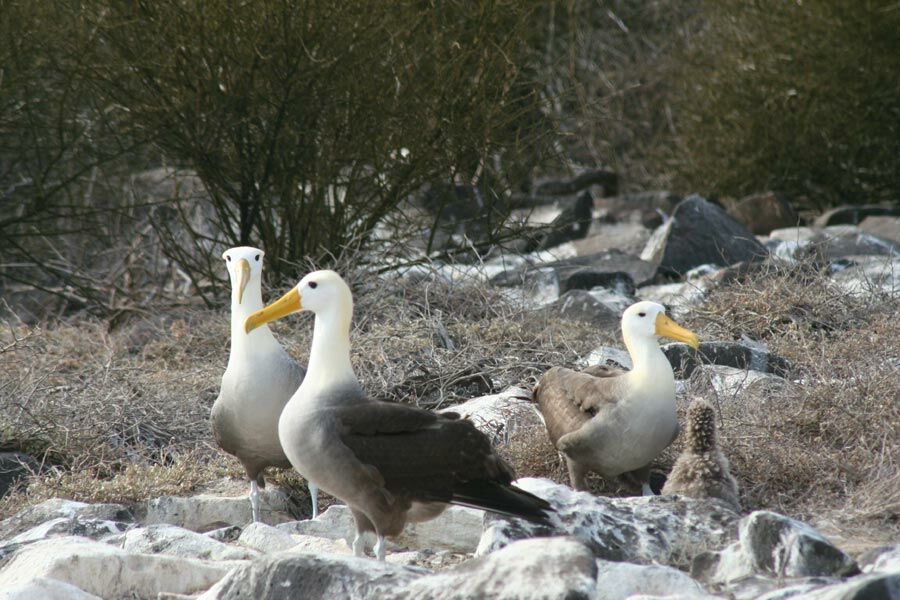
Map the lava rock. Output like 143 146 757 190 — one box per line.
0 453 37 499
533 168 618 197
663 341 793 379
814 204 900 227
724 191 799 235
560 269 636 296
477 478 740 566
641 195 768 276
545 290 620 326
693 511 859 585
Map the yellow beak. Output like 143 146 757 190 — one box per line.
235 259 251 305
655 313 700 349
245 287 302 333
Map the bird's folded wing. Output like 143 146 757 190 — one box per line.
333 402 511 503
534 366 627 446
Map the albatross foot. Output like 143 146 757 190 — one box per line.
374 535 386 562
641 482 655 497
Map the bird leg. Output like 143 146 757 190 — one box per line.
352 533 367 557
565 458 589 491
249 480 261 523
642 482 654 497
374 535 386 562
308 482 319 519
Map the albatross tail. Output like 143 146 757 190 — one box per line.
451 481 555 526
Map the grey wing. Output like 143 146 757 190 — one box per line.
534 366 627 447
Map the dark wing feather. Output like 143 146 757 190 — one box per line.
334 402 551 523
534 366 627 446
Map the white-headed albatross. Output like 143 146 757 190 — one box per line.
534 301 699 495
244 269 553 560
211 246 319 521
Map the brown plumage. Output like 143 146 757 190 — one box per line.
662 398 740 511
534 302 699 495
245 270 554 560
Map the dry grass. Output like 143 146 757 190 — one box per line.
1 260 896 550
678 262 899 538
0 271 598 519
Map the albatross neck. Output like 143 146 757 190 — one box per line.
623 331 674 384
229 283 281 361
306 300 356 389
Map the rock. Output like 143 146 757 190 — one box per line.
533 168 618 197
491 250 657 290
134 490 295 531
0 498 132 541
237 522 297 554
804 226 900 261
641 195 768 276
786 572 900 599
560 268 636 296
829 255 900 296
477 478 740 567
0 576 103 600
637 281 707 317
280 504 483 554
594 560 709 600
277 505 354 542
0 453 37 499
286 534 353 556
814 204 900 227
576 346 633 370
557 251 658 288
527 191 594 252
0 516 130 559
862 543 900 574
596 190 681 227
205 550 425 600
572 221 652 257
663 341 793 379
0 536 232 599
691 364 792 400
769 226 822 244
545 289 620 325
694 511 858 586
393 537 597 600
496 266 561 307
725 191 799 235
121 524 257 560
437 387 541 445
859 215 900 243
205 525 243 543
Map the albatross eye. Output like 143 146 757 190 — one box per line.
226 255 231 262
255 254 260 262
308 281 318 289
638 312 646 317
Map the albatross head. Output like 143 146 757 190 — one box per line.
244 270 353 333
622 301 700 350
222 246 265 305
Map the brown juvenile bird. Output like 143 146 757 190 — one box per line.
534 301 700 495
245 270 553 560
662 397 740 511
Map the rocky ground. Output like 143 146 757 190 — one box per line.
0 180 898 598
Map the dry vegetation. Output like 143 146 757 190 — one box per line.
0 270 599 519
1 259 897 551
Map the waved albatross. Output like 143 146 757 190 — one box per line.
534 301 699 495
245 270 553 560
211 246 319 521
